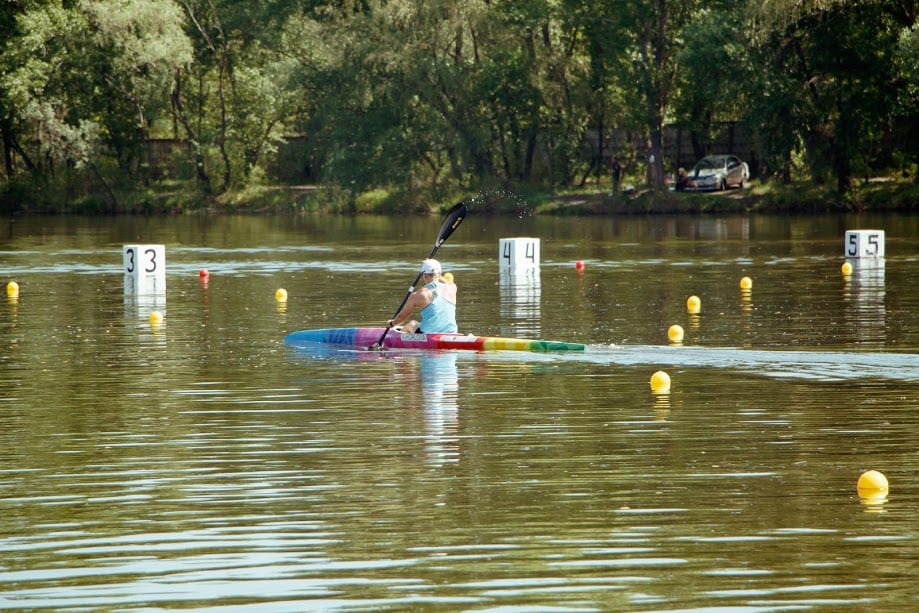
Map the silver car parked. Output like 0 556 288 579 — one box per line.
687 154 749 191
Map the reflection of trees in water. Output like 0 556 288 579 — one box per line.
420 353 460 466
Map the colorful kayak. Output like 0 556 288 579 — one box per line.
284 327 586 352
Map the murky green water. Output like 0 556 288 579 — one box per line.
1 212 918 611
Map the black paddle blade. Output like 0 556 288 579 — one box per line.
434 201 468 249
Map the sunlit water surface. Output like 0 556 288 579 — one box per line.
1 212 918 611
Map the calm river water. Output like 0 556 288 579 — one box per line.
1 211 918 611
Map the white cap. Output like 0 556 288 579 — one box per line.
421 258 442 274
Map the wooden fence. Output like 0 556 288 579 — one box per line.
591 121 756 174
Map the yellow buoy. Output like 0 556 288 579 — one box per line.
686 295 701 315
6 281 19 298
275 288 288 302
740 276 753 290
650 370 671 393
442 272 454 283
667 324 684 343
841 261 853 275
857 470 889 497
149 310 164 325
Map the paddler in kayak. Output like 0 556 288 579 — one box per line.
388 258 458 333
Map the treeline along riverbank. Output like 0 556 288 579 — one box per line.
2 2 918 217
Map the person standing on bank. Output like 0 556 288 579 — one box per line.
388 259 458 333
610 156 622 195
675 167 695 191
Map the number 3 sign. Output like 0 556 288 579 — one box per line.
123 244 166 295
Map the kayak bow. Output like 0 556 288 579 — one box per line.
284 327 586 352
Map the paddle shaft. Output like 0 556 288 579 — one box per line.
374 202 467 349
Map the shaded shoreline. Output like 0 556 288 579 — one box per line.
542 183 919 216
3 181 919 216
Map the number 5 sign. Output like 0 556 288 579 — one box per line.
123 244 166 295
845 230 885 259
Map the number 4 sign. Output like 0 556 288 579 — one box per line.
844 230 885 259
499 237 541 270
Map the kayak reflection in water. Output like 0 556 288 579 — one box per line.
421 352 460 466
388 258 458 333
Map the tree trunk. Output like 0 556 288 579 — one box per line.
171 69 212 196
638 0 668 190
1 117 12 179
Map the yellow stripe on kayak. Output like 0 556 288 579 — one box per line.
479 337 586 352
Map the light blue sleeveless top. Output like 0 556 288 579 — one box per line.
419 282 457 333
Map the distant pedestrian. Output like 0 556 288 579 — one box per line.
610 156 622 195
675 167 695 191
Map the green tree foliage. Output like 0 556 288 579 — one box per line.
1 0 918 208
672 9 750 161
0 0 192 186
296 0 596 196
895 19 919 181
748 0 916 190
174 0 307 194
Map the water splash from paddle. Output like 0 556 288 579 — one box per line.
465 190 534 218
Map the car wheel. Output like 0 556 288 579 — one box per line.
719 179 727 191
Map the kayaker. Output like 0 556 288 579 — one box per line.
388 258 458 333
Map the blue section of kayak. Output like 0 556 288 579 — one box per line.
285 328 360 346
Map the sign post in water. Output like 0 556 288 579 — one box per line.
123 244 166 296
499 237 540 271
844 230 885 260
499 237 541 337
